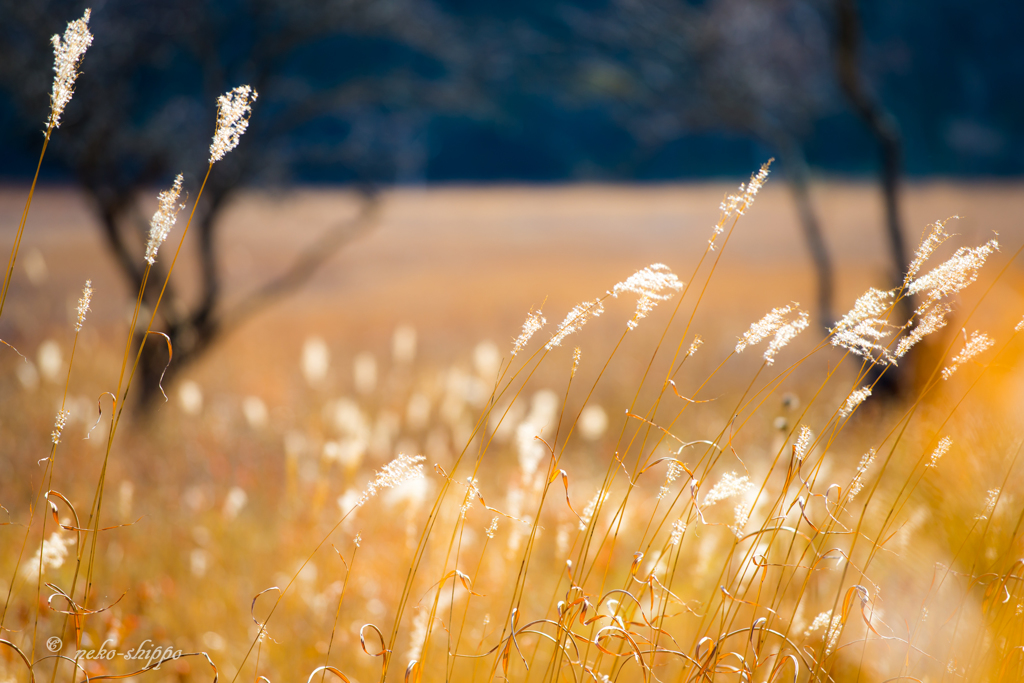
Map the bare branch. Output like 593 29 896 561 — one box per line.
221 191 380 332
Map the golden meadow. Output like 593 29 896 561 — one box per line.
3 10 1024 683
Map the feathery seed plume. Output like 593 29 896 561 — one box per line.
794 425 813 460
209 86 258 163
145 174 184 264
512 309 545 357
804 610 842 655
665 460 684 484
406 609 429 664
905 219 955 285
804 610 833 638
485 516 499 539
48 10 93 129
658 460 685 500
686 335 704 359
669 519 685 546
942 330 994 380
833 288 895 335
737 304 808 364
894 302 951 359
839 386 872 418
460 477 480 518
23 532 74 578
731 497 753 538
355 453 425 508
710 160 772 250
75 279 92 332
831 288 898 365
702 472 751 508
571 347 581 377
832 321 896 365
764 309 809 365
978 488 1000 520
546 298 604 350
927 436 952 469
611 263 683 330
736 305 792 353
848 449 876 500
51 409 70 444
907 238 999 303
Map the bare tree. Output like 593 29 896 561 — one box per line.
562 0 915 391
561 0 840 327
833 0 909 298
831 0 911 394
0 0 480 407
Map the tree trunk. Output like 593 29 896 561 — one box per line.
774 136 834 330
834 0 909 397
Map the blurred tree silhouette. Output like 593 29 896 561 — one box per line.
560 0 913 334
0 0 917 402
0 0 482 406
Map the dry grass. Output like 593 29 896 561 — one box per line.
3 18 1024 682
3 174 1024 682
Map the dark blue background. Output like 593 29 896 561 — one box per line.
1 0 1021 184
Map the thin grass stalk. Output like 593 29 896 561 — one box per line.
0 129 51 321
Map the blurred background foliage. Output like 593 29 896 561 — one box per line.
0 0 1019 401
0 0 1020 185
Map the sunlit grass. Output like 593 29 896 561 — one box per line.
2 10 1024 683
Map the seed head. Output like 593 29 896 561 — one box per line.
737 303 808 364
731 497 753 538
849 449 876 500
927 436 952 469
145 174 184 265
804 610 833 638
686 335 703 359
794 425 813 460
702 472 751 508
547 298 604 350
894 302 951 359
905 219 955 285
907 238 999 304
406 608 429 664
460 477 480 519
48 10 93 129
75 279 92 332
512 309 545 357
669 519 685 546
764 310 809 365
839 386 872 418
710 160 772 249
611 263 683 331
942 329 994 380
209 85 258 163
23 532 74 578
356 453 426 508
804 610 842 655
485 516 499 539
51 409 70 444
978 488 1000 520
831 288 898 365
833 288 895 335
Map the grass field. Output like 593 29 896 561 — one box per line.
3 176 1024 683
